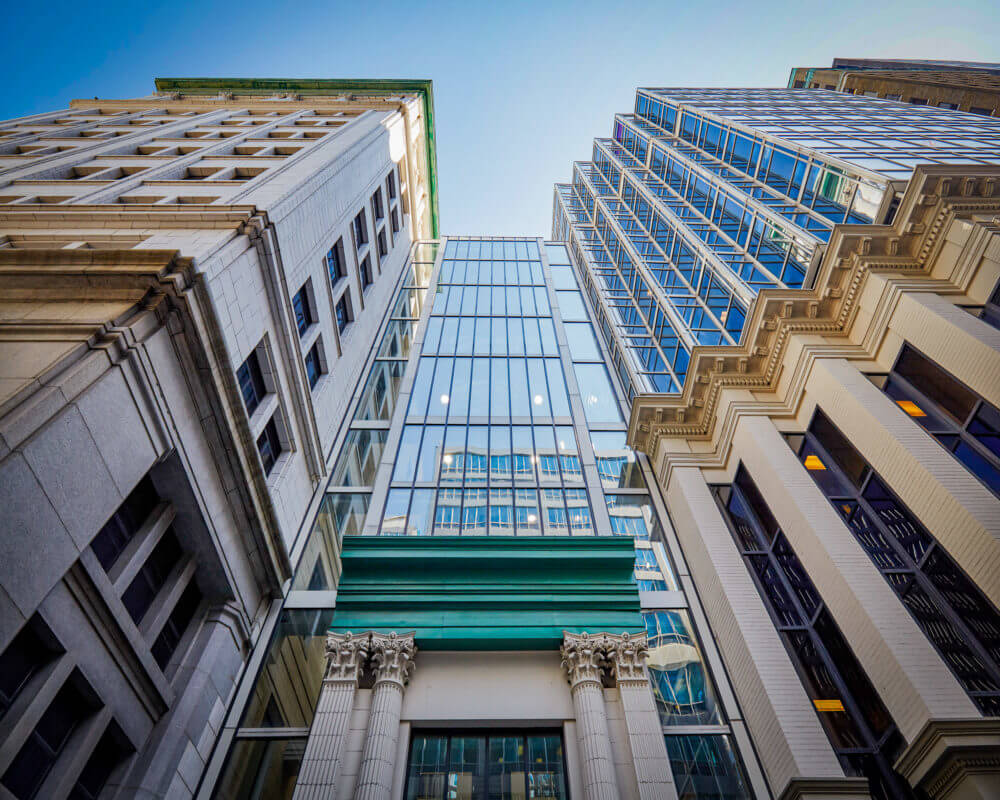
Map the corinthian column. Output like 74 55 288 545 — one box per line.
355 631 417 800
561 632 620 800
607 632 677 800
293 632 370 800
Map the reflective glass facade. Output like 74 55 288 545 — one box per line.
553 87 1000 399
214 238 762 798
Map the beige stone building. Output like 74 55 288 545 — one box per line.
0 78 436 799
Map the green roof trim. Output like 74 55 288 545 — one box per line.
331 536 643 650
153 77 440 237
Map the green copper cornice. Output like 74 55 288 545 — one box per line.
153 77 440 237
331 536 643 650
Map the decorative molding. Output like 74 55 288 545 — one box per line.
560 631 650 687
627 166 1000 465
894 718 1000 792
324 631 370 684
369 631 417 687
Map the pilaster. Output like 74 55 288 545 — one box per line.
293 632 369 800
355 631 416 800
894 719 1000 800
605 633 677 800
561 632 621 800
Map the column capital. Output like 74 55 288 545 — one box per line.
325 631 370 684
561 631 610 687
370 631 417 687
606 631 649 684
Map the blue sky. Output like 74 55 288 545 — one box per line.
4 0 998 236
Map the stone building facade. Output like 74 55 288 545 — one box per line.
0 78 435 799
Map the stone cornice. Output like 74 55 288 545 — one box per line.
628 166 1000 464
775 777 871 800
894 718 1000 791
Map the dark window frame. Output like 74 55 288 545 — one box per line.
292 283 314 337
335 293 353 335
713 466 912 796
353 209 368 248
304 341 323 389
237 349 268 418
257 417 282 476
372 187 384 221
792 407 1000 714
403 729 568 800
326 238 346 287
869 343 1000 498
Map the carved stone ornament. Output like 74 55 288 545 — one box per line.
561 631 649 687
369 631 417 686
561 632 610 686
324 631 370 683
607 631 649 683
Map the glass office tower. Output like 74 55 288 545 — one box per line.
553 88 1000 399
211 238 768 799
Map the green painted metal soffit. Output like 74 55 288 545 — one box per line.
153 77 440 238
331 536 643 651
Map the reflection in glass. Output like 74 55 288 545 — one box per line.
291 493 368 589
556 290 588 320
378 319 416 358
331 430 387 486
215 737 304 800
405 732 566 800
644 611 722 725
564 322 601 360
240 609 335 729
664 735 751 800
382 489 410 535
356 361 407 421
591 432 647 488
574 363 624 423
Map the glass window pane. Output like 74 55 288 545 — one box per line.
541 489 568 535
491 318 508 356
523 318 542 355
382 489 410 535
509 359 531 417
487 736 525 799
574 364 624 423
556 291 587 320
416 426 445 482
474 318 491 354
549 265 579 290
545 243 571 264
357 361 407 421
408 358 435 420
331 430 387 486
645 611 722 725
515 489 541 534
240 609 335 728
462 489 488 535
527 359 551 417
546 360 571 416
406 735 448 800
393 427 422 483
291 493 369 590
564 322 601 360
378 319 416 359
429 358 454 418
507 318 525 356
591 432 647 488
407 489 435 536
491 359 510 418
526 734 567 800
449 358 472 419
663 735 751 799
215 737 304 800
441 427 467 485
434 488 463 535
539 319 559 356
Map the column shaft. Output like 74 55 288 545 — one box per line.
617 680 675 800
354 679 404 800
292 680 357 800
571 679 620 800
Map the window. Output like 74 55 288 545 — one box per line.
68 723 133 800
377 228 388 258
404 732 567 800
908 97 928 105
0 618 62 717
938 102 959 110
970 106 994 116
883 93 902 101
292 283 313 336
391 207 400 234
91 476 159 571
871 345 1000 497
715 466 911 796
2 672 99 800
237 349 267 417
304 341 323 389
793 409 1000 714
665 736 753 800
257 417 282 476
151 580 202 668
386 169 396 200
353 209 368 248
360 254 373 290
335 294 352 334
372 187 384 221
793 80 805 88
121 530 182 625
326 238 346 286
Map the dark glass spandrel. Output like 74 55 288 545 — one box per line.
663 735 751 800
213 738 303 800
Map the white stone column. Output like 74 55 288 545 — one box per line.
293 632 370 800
355 632 416 800
561 632 621 800
606 633 677 800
